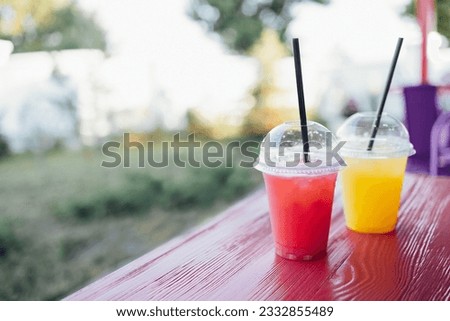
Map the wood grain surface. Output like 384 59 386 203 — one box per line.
65 174 450 301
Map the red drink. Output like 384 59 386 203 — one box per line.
263 172 338 260
255 121 343 261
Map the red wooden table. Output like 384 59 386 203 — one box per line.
66 174 450 300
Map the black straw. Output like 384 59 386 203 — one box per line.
367 37 404 151
292 38 310 163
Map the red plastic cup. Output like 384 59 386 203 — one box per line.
255 121 343 261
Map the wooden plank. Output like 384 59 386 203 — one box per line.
65 174 450 301
65 190 271 300
316 175 450 300
396 175 450 300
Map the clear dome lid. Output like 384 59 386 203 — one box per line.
254 121 344 176
336 112 415 158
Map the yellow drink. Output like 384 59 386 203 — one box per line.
341 157 407 233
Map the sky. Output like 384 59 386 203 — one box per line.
290 0 417 63
78 0 258 126
75 0 423 125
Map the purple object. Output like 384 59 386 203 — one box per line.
403 85 442 174
403 85 439 158
430 111 450 175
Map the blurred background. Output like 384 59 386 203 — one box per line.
0 0 449 300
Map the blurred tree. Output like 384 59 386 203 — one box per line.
187 109 214 138
0 135 9 159
250 29 288 109
241 29 298 137
189 0 329 53
0 111 9 159
0 0 106 52
189 1 330 137
404 0 450 41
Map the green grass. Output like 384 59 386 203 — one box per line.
0 147 262 300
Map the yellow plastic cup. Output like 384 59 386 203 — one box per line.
337 112 415 234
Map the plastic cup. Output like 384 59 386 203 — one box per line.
255 121 343 261
337 112 415 234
